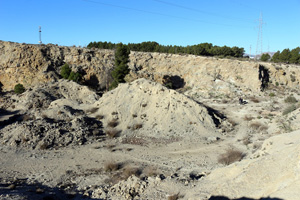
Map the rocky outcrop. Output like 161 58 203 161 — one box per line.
1 41 300 96
128 51 300 97
0 41 114 91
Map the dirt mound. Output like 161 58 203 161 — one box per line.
91 78 225 142
187 129 300 200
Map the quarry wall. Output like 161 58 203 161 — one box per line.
1 41 299 94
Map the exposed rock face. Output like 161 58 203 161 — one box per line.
0 41 114 91
1 41 300 96
128 51 300 97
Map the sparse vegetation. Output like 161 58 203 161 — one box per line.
269 92 275 97
107 119 119 128
249 96 260 103
104 161 123 172
167 193 183 200
283 104 298 115
249 122 268 131
86 107 99 114
122 166 142 179
284 95 297 103
14 83 25 94
105 129 120 138
218 149 245 165
95 114 105 120
243 115 254 121
132 123 143 130
143 166 158 177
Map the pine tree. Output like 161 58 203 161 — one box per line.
110 43 130 89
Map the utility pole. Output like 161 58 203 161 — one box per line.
250 45 252 58
39 26 42 44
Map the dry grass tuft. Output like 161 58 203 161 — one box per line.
167 193 183 200
39 142 49 150
143 166 158 177
122 166 142 179
227 118 238 127
105 129 121 138
218 149 245 165
242 137 252 145
86 107 99 114
249 96 260 103
95 114 104 120
249 121 268 131
122 136 148 146
22 114 33 121
107 119 119 128
243 115 254 121
132 123 143 130
104 161 123 172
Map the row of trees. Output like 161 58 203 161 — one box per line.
87 41 245 58
271 47 300 64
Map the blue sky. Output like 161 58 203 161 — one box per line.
0 0 299 54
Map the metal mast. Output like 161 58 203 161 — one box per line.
255 13 264 58
39 26 42 44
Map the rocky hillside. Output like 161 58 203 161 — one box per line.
2 41 300 200
129 51 300 97
1 41 300 97
0 41 114 91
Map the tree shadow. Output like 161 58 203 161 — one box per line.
0 109 22 129
209 196 284 200
162 75 185 89
0 180 102 200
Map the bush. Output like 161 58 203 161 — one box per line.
284 95 297 103
14 83 25 94
269 93 275 97
68 71 82 83
60 64 71 79
60 63 82 83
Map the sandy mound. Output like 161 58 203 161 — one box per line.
186 129 300 200
91 78 223 142
0 78 225 149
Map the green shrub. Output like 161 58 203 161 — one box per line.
284 95 297 103
269 93 275 97
60 63 82 83
14 84 25 94
60 64 71 79
68 71 82 83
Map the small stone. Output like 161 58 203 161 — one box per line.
7 184 16 190
36 188 44 194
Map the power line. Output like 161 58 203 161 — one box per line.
151 0 255 23
81 0 247 27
